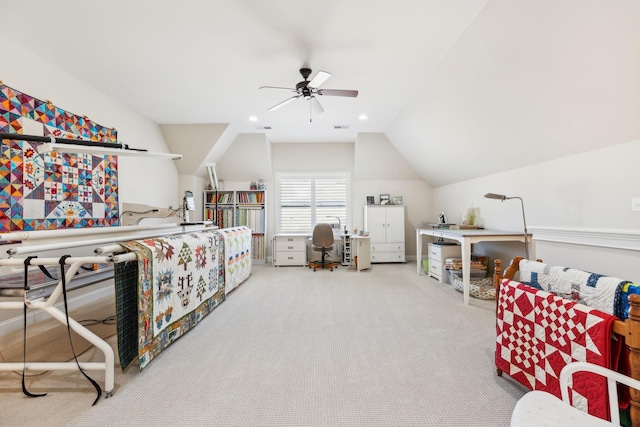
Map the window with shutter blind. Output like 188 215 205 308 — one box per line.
277 173 350 234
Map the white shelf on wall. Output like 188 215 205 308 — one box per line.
37 142 183 159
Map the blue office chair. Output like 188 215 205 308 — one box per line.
308 223 339 271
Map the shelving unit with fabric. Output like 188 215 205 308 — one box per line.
203 190 267 262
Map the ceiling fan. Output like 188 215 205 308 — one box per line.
259 68 358 120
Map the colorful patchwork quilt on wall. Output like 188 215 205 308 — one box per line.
115 227 252 370
0 83 119 232
496 279 616 420
217 226 252 295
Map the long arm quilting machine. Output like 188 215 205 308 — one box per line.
0 223 211 398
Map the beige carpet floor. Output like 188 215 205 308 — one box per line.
0 262 526 426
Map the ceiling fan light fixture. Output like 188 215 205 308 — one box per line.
249 115 257 122
261 67 358 117
358 114 368 120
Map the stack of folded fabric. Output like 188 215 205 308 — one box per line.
449 269 487 281
444 258 487 275
449 254 494 300
470 260 486 270
444 257 463 270
443 254 490 285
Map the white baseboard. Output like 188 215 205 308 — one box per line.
0 284 113 337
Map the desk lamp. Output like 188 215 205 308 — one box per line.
484 193 530 259
182 191 196 224
326 216 344 234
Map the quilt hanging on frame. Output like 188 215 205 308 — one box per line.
117 230 225 370
217 226 252 295
0 82 119 233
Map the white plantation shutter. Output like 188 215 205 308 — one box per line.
277 173 349 233
279 176 312 233
315 176 347 228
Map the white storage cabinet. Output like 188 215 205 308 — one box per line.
364 205 405 263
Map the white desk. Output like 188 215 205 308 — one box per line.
349 235 371 271
416 228 534 305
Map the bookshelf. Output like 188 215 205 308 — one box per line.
203 190 267 263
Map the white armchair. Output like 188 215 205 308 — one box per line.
511 362 640 426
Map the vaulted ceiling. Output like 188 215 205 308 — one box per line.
1 1 639 187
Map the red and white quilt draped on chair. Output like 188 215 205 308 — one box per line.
496 279 616 420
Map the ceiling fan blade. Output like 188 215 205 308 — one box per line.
310 96 324 114
317 89 358 97
259 86 297 91
267 95 301 111
308 70 331 88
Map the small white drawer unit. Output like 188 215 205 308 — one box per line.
370 242 406 263
273 234 308 267
427 243 461 282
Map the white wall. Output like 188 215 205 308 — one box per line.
0 35 180 333
0 34 179 209
269 142 354 260
387 0 640 188
264 135 431 260
217 134 272 181
160 123 231 176
354 134 432 258
432 138 640 281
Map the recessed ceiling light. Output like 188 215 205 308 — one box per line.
249 115 258 122
358 114 368 120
